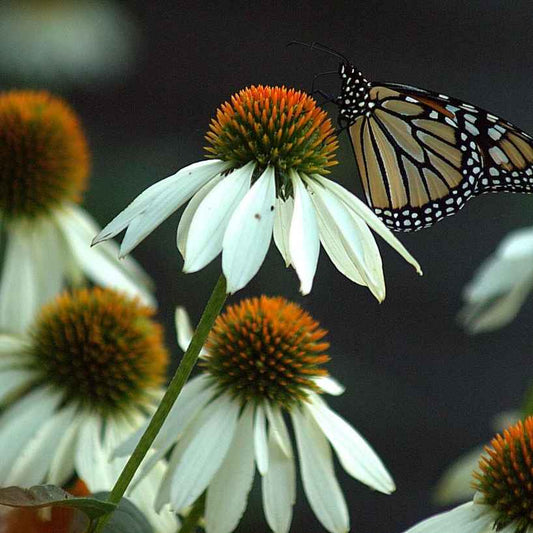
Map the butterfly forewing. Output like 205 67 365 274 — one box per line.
349 84 483 231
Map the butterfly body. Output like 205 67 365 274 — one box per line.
336 62 533 231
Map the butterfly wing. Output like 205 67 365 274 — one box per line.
349 82 533 231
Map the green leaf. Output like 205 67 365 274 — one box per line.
93 492 153 533
0 484 116 520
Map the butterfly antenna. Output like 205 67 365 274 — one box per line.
287 41 349 63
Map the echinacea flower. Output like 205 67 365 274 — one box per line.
0 0 138 87
434 411 519 505
119 296 395 533
404 417 533 533
93 85 421 297
0 90 153 334
460 226 533 333
0 288 177 533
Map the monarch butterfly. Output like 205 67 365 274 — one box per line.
295 43 533 232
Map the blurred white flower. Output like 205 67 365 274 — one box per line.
93 86 421 297
404 417 533 533
460 226 533 333
0 0 138 87
0 288 177 532
0 90 154 334
119 297 395 533
434 411 519 505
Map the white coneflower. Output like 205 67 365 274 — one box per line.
434 411 519 505
0 90 153 334
0 0 138 87
0 288 177 532
119 296 395 533
404 417 533 533
93 85 421 298
460 226 533 333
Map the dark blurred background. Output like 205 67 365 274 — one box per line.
3 1 533 531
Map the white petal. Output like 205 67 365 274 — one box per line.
314 175 422 274
222 166 276 293
55 205 155 306
75 415 114 489
0 225 41 332
461 276 532 333
313 375 345 396
184 162 254 272
291 408 349 533
129 459 180 533
93 160 229 246
306 179 385 301
273 196 294 267
205 405 256 533
254 404 269 475
177 174 224 257
434 445 484 505
115 375 213 459
0 334 30 356
28 216 66 308
175 306 194 352
6 404 76 486
306 395 395 494
0 368 35 404
0 388 61 480
170 393 240 511
262 416 296 533
48 415 83 486
155 441 182 513
265 405 293 458
403 502 494 533
289 172 320 295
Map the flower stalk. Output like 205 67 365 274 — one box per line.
93 275 228 532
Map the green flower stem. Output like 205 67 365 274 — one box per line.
94 275 227 532
178 493 206 533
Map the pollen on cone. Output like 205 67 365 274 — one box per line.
0 90 89 220
204 85 338 176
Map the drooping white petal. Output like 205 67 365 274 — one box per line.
0 387 61 480
402 502 494 533
273 196 294 267
93 159 230 246
129 459 180 533
434 445 485 505
0 368 35 404
289 172 320 295
175 306 194 352
177 174 224 257
265 404 292 458
155 441 183 513
6 404 76 486
115 375 213 459
0 334 31 356
305 178 385 301
222 166 276 293
55 204 155 306
75 415 114 489
170 393 240 511
313 375 345 396
262 415 296 533
184 162 254 272
28 216 66 308
306 394 395 494
48 415 83 486
254 404 269 475
291 408 349 533
0 224 42 333
314 175 422 275
205 405 256 533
